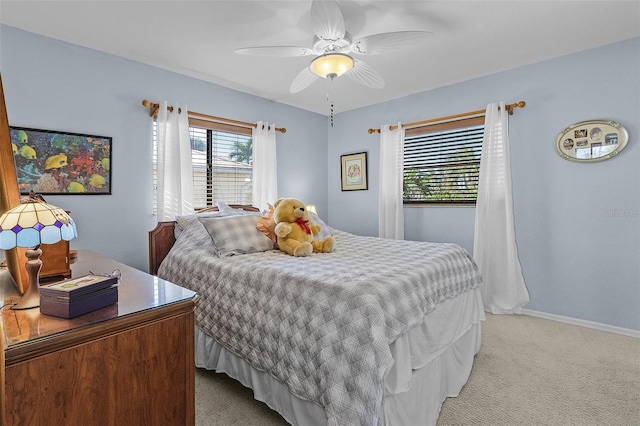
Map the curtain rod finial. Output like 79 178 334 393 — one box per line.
142 99 159 118
506 100 526 115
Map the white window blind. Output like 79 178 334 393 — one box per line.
403 116 484 204
153 120 253 211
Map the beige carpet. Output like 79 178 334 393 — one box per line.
195 314 640 425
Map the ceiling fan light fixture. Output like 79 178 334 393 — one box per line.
310 53 354 79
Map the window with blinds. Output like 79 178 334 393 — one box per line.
403 116 484 205
152 118 253 211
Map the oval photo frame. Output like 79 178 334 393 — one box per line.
555 119 628 162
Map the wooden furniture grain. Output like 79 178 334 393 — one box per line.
148 221 178 277
0 72 28 294
39 240 72 282
39 210 73 282
1 250 197 425
0 307 5 426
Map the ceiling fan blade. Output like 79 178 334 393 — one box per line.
311 0 345 41
235 46 314 57
351 31 435 55
345 59 385 89
290 66 319 93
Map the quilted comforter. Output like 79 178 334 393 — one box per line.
158 218 482 426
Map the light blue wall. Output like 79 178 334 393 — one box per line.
0 25 328 272
328 38 640 331
2 25 638 331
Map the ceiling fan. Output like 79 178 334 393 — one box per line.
235 0 434 94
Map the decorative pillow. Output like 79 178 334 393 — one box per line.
199 215 275 257
256 204 277 243
216 200 257 216
176 210 228 231
174 210 230 239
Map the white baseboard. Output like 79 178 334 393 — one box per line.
521 309 640 339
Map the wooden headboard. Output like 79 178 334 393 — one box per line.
148 205 260 276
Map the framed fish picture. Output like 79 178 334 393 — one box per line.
9 127 112 195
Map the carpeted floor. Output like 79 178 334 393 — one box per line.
195 313 640 425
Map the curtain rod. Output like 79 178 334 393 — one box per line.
141 99 287 134
367 100 526 134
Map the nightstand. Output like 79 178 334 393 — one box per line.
1 250 198 425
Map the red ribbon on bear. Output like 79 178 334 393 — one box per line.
295 217 312 234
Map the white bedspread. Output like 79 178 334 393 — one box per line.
159 219 482 426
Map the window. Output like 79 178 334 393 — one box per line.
153 118 253 210
403 116 484 205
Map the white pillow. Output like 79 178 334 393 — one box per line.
174 210 230 239
199 215 275 257
216 201 257 216
177 210 228 230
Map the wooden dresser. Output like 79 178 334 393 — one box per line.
1 250 197 425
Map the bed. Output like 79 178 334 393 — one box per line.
149 204 484 426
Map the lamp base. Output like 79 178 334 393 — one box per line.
11 247 42 310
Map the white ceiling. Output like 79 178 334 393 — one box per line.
1 1 639 116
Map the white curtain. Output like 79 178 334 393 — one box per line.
252 121 278 210
156 101 194 221
473 102 529 314
379 122 405 239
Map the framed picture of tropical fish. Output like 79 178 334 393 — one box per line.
9 126 112 195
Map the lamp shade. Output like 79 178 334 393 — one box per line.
310 53 354 79
0 200 77 250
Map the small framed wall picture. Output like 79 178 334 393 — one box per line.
340 151 368 191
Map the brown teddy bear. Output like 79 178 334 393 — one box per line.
273 198 335 257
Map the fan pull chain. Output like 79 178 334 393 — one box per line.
330 99 335 127
325 92 335 127
326 79 335 127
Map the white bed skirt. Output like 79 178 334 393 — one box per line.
196 288 484 426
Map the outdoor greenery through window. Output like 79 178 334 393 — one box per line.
403 116 484 205
153 118 253 210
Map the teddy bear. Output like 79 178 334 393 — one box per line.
272 198 335 257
